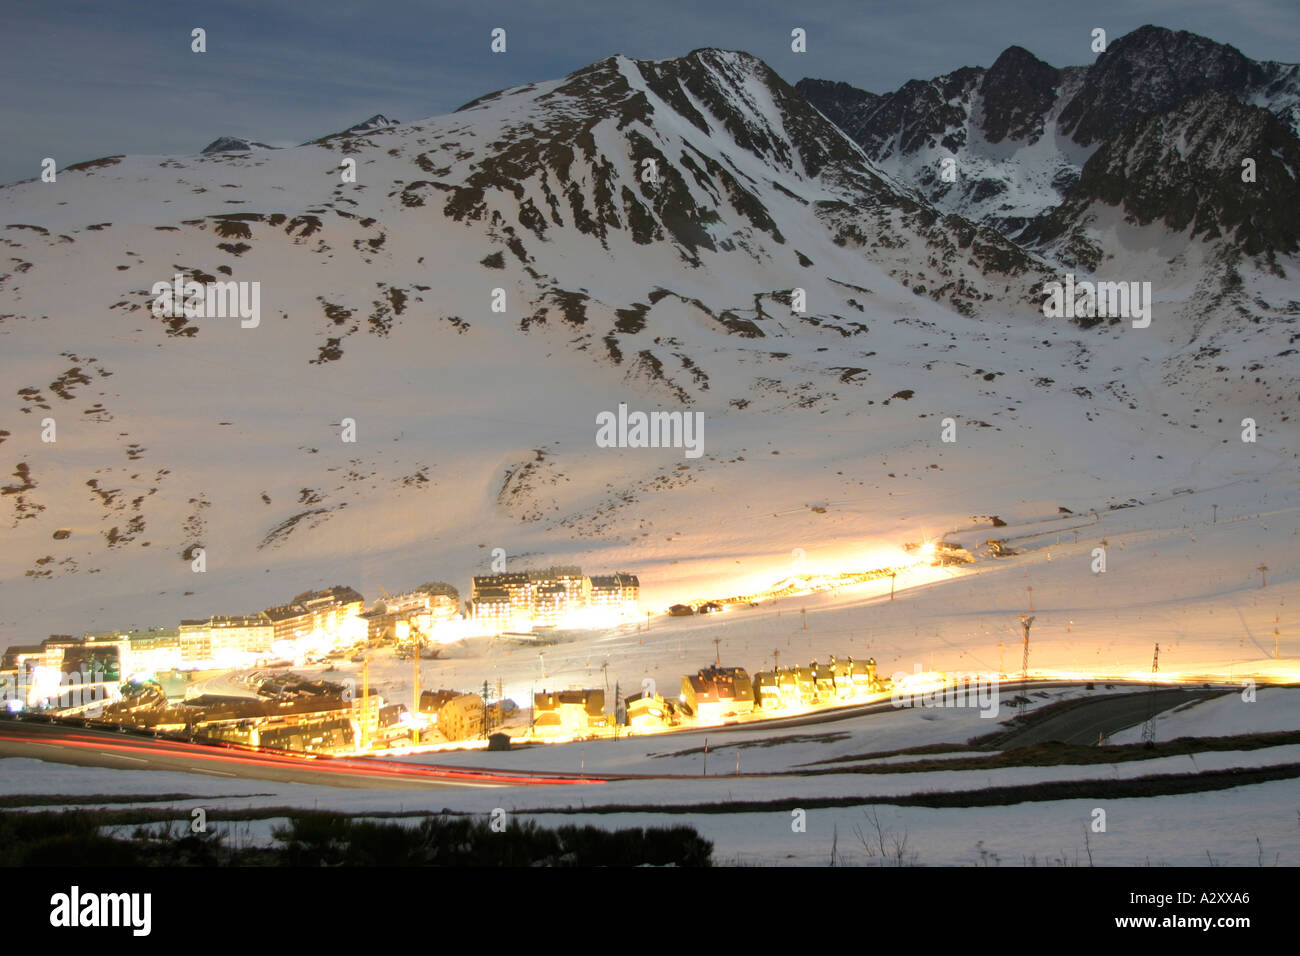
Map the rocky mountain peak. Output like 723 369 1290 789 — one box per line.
979 45 1060 144
343 114 400 134
1057 25 1267 147
200 136 275 154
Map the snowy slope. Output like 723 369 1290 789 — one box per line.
1110 686 1300 744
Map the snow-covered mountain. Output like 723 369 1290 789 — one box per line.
797 25 1300 236
201 136 277 155
337 114 400 136
1022 91 1300 265
0 43 1295 664
305 113 403 147
201 115 404 156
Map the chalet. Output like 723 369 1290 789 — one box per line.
679 665 754 721
532 688 606 737
831 657 855 700
792 667 817 705
812 661 836 701
624 691 677 731
777 668 802 707
862 658 879 693
831 656 878 698
753 671 784 710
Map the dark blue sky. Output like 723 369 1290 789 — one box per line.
2 0 1297 186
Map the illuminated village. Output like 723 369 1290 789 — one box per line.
10 516 1292 762
0 548 947 754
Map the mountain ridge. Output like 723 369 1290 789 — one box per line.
797 24 1300 236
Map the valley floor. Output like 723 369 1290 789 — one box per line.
3 684 1297 866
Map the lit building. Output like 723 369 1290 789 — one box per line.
532 583 570 625
40 635 83 668
0 635 124 710
175 691 357 752
438 693 486 742
777 668 801 707
859 658 879 694
680 666 754 722
532 688 607 737
529 566 590 622
469 587 513 630
589 573 639 615
264 586 363 645
544 566 590 607
293 586 364 633
472 573 534 611
387 582 459 622
179 614 274 662
625 691 677 730
365 583 460 644
263 604 311 644
831 656 878 698
812 661 836 702
792 667 817 706
125 628 182 675
61 635 125 697
469 567 637 631
2 645 47 709
753 671 784 710
0 645 43 671
419 688 461 715
178 620 214 662
208 615 275 656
